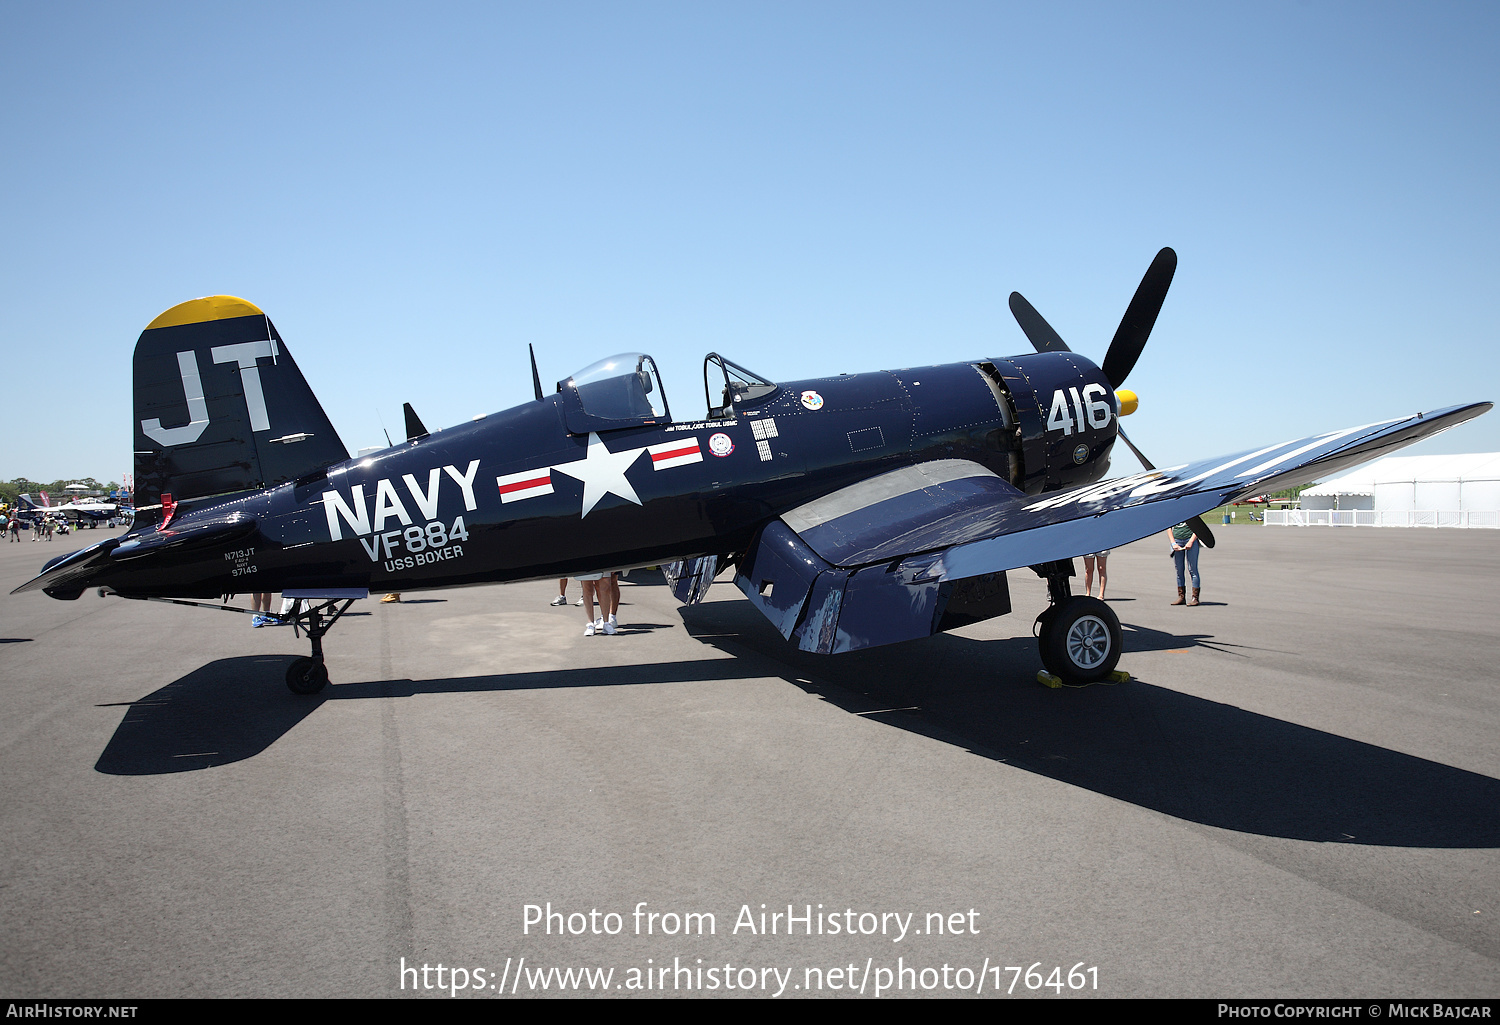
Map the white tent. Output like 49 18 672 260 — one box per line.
1273 453 1500 528
1301 469 1375 511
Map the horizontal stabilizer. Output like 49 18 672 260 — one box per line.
109 514 258 561
282 587 369 600
10 539 121 599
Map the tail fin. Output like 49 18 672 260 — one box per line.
133 296 348 519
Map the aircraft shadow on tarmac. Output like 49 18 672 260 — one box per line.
96 656 322 775
677 602 1500 851
94 651 757 777
95 603 1500 850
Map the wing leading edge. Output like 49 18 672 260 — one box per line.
734 401 1491 655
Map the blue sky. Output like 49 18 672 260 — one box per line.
3 2 1496 483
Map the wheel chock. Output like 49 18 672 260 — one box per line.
1108 670 1131 683
1037 670 1063 688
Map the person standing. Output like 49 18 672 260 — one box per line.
574 573 603 635
599 571 621 632
1168 522 1201 606
575 572 618 635
1082 550 1109 599
251 592 275 627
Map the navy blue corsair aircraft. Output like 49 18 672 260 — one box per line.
13 249 1490 693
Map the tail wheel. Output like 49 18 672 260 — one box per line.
1038 596 1122 682
286 657 329 695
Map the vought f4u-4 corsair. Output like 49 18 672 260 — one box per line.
14 250 1490 693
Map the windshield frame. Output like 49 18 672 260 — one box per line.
703 353 778 418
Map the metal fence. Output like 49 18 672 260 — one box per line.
1264 509 1500 528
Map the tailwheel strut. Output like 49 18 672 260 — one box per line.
282 591 363 694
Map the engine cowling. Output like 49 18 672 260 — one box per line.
988 352 1120 495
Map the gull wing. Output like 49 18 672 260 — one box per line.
734 402 1490 654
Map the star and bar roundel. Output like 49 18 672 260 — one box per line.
495 432 703 517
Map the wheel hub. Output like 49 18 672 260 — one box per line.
1066 615 1111 670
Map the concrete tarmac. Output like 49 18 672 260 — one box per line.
1 524 1496 998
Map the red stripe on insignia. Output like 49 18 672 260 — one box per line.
652 443 700 463
498 474 550 495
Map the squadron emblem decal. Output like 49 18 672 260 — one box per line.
800 390 824 411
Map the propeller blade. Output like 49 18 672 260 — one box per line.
1101 247 1176 389
1186 514 1217 549
1008 292 1072 353
1114 424 1154 470
1117 425 1216 547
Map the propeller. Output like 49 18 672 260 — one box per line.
1009 246 1176 390
1007 292 1070 354
1008 246 1214 548
1101 247 1176 389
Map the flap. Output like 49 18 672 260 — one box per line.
782 459 1027 567
661 556 719 605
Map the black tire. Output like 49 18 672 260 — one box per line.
286 657 329 695
1038 596 1122 683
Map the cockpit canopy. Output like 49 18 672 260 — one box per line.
704 353 778 419
559 353 670 433
556 350 779 434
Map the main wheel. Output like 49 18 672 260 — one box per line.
1038 596 1122 683
286 657 329 694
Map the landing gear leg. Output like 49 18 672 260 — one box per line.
1032 560 1122 683
284 598 355 694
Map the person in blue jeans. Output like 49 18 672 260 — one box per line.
1168 522 1200 606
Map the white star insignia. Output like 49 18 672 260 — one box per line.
551 433 648 517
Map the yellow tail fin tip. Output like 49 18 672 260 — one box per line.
146 295 264 331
